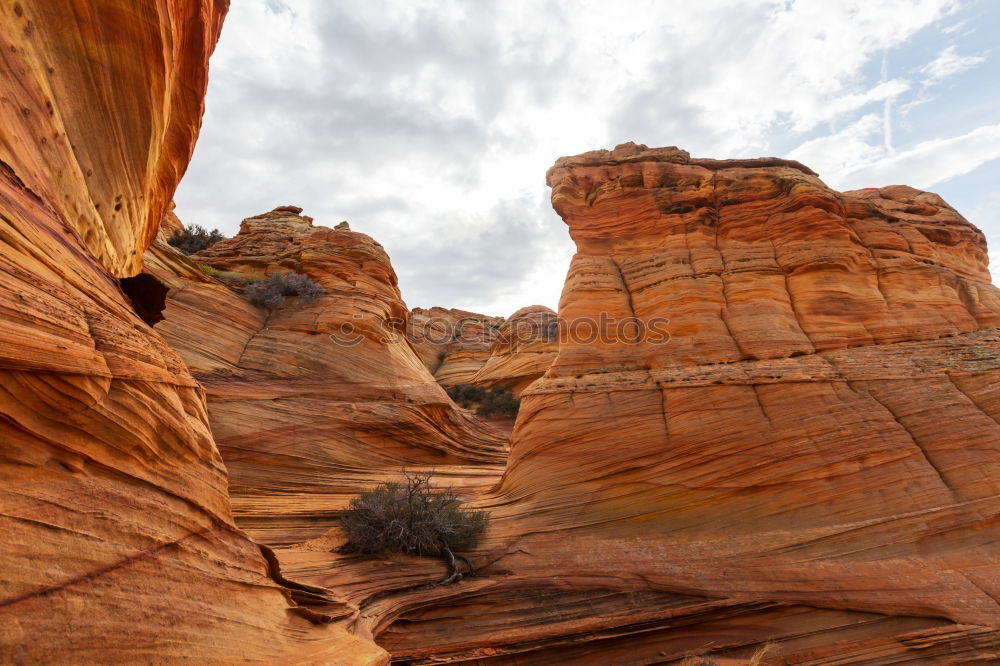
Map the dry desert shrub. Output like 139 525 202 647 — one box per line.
246 272 324 309
337 471 488 585
680 642 775 666
167 223 226 254
446 384 520 418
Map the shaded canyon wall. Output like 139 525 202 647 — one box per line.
0 3 385 663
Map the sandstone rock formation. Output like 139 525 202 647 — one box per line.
481 143 1000 662
161 202 186 238
147 208 507 547
276 144 1000 664
0 3 384 663
408 305 558 397
408 306 504 386
471 304 559 395
7 2 1000 659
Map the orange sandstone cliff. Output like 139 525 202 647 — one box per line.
291 144 1000 664
0 3 384 663
145 207 507 546
478 143 1000 662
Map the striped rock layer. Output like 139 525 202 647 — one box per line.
147 208 507 548
263 144 1000 663
0 3 384 663
471 304 559 396
408 306 505 386
472 143 1000 663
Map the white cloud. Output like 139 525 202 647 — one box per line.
176 0 985 315
921 44 986 83
822 124 1000 191
787 114 887 177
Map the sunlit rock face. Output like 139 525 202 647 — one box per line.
146 207 507 546
408 306 505 386
471 143 1000 662
0 3 385 663
471 304 559 396
332 144 1000 663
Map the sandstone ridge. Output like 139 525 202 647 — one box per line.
479 143 1000 662
408 306 504 385
148 207 508 547
471 304 559 395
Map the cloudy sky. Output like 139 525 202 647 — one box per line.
174 0 1000 317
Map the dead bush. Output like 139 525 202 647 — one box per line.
446 384 520 418
337 471 488 585
246 272 324 309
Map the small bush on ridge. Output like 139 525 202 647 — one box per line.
167 224 225 254
338 471 487 584
246 272 324 309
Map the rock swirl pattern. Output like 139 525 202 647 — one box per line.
0 3 385 663
147 208 507 547
461 143 1000 663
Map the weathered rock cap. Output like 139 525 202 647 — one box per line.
546 141 818 184
238 206 315 233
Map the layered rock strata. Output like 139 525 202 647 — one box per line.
300 144 1000 663
408 306 504 386
147 208 507 546
408 305 558 396
471 304 559 395
483 143 1000 662
0 3 384 663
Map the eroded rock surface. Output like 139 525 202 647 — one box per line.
408 306 504 386
7 5 1000 659
291 144 1000 664
471 304 559 396
481 143 1000 662
0 3 384 663
147 208 507 546
408 305 558 396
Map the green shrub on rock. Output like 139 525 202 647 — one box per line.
167 224 226 254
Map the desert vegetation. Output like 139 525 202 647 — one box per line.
196 263 223 279
167 223 226 254
246 272 324 309
447 384 520 418
337 471 487 584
